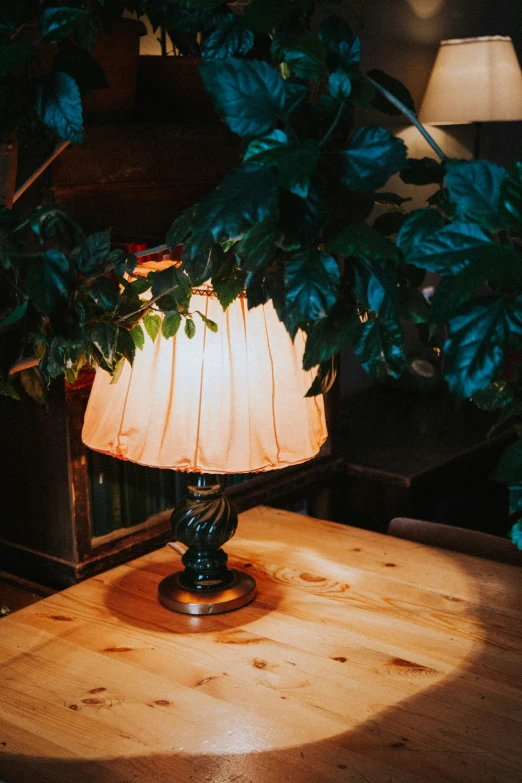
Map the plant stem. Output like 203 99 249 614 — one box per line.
115 284 179 323
320 101 346 147
13 141 71 204
366 77 446 161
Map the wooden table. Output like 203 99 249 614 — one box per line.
1 506 522 783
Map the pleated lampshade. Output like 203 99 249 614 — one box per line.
419 36 522 124
82 285 328 475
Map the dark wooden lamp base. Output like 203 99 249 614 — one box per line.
157 475 256 615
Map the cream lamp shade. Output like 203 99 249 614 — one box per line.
419 36 522 124
82 285 328 475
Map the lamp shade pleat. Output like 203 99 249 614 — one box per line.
82 291 328 474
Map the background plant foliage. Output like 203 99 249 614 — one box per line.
2 0 522 546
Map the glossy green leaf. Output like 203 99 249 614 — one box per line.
151 265 192 311
353 257 400 322
329 69 352 100
75 229 111 275
284 250 339 336
353 315 406 379
318 15 360 69
36 71 83 144
0 301 28 327
303 302 360 370
29 204 84 250
366 69 416 116
429 276 473 324
397 286 430 325
281 36 328 79
499 162 522 230
446 159 505 230
162 311 181 339
472 380 514 411
129 324 145 351
199 58 286 137
143 312 161 343
196 311 219 332
278 184 327 249
125 278 151 296
212 255 247 310
166 206 197 250
305 358 337 397
117 328 135 366
27 250 70 314
40 7 89 42
245 131 320 198
341 127 407 191
400 157 445 186
327 223 399 261
89 276 119 311
398 214 495 275
509 519 522 550
236 214 278 272
184 163 278 260
91 322 118 362
444 295 522 398
184 317 196 339
183 244 224 287
201 13 254 61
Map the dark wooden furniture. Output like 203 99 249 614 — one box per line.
336 387 513 534
388 517 522 565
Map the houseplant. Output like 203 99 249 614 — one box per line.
1 0 522 546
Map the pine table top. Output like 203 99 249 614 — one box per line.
1 505 521 783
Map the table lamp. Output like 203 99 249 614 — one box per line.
82 275 328 615
418 36 522 158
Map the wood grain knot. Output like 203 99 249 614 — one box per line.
68 704 78 710
89 688 106 694
332 656 347 663
389 657 434 675
352 548 361 552
103 647 134 653
300 572 326 582
216 633 264 645
50 615 73 621
384 563 397 568
82 699 101 705
253 658 268 669
154 700 170 706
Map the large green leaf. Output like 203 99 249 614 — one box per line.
184 163 278 260
151 265 192 311
303 302 360 370
284 250 339 336
353 256 400 322
91 322 118 363
327 223 399 261
26 250 70 314
0 41 34 79
353 315 406 379
398 214 496 274
201 12 254 61
245 131 320 198
366 69 415 116
29 204 84 251
0 301 28 327
236 213 278 272
40 7 89 42
36 71 83 144
400 157 445 186
318 15 360 69
278 183 327 249
445 159 505 230
281 36 328 80
305 357 338 397
329 69 352 101
500 162 522 230
199 58 286 137
161 311 181 339
429 276 473 323
89 276 120 311
166 205 198 250
143 312 161 343
341 127 407 191
212 254 247 310
182 243 224 286
444 295 522 398
75 229 111 275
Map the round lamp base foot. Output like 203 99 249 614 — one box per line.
158 569 256 615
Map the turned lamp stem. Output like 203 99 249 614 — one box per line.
157 474 256 615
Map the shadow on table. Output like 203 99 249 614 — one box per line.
2 551 522 783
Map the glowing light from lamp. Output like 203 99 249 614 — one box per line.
419 36 522 125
